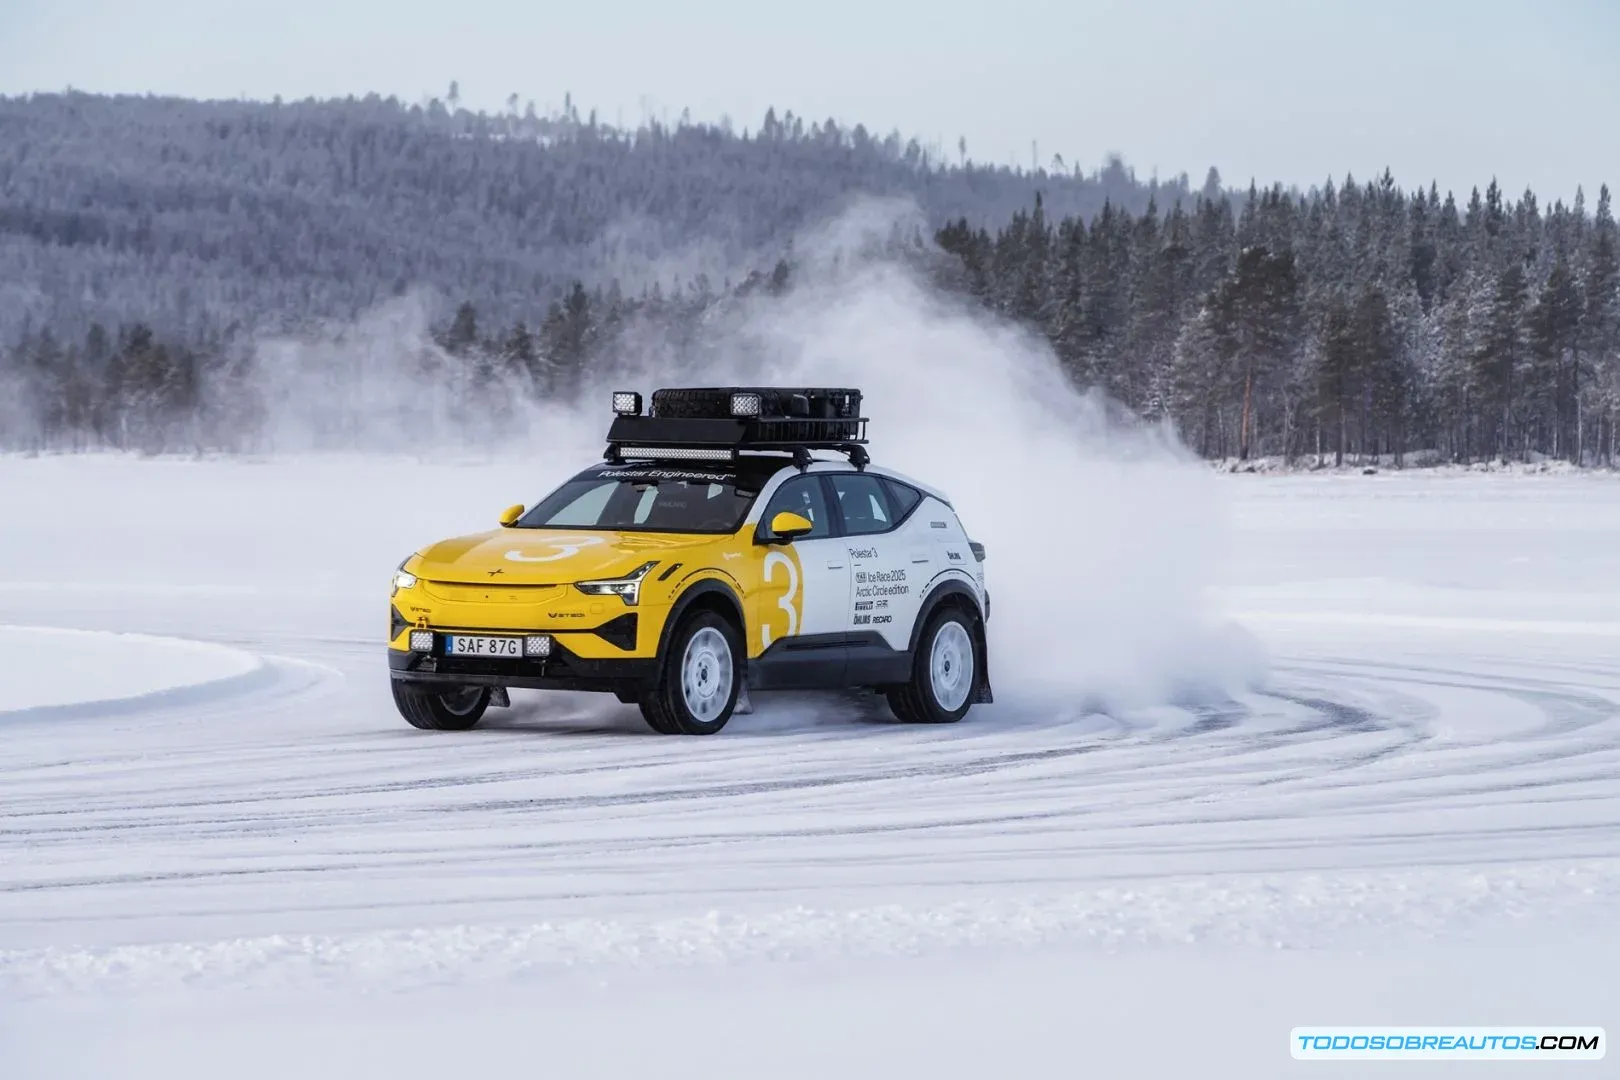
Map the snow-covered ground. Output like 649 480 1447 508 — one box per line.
1 456 1617 1077
0 626 261 716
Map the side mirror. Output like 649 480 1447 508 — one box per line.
764 510 814 543
498 504 525 527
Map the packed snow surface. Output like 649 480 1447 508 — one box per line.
1 456 1617 1078
0 625 260 715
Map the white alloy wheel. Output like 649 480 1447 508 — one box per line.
680 625 734 724
928 619 974 712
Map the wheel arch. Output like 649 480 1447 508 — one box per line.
656 578 747 663
907 578 985 652
909 578 993 704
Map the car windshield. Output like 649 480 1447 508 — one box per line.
514 465 762 534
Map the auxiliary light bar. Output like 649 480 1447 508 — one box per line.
611 445 736 462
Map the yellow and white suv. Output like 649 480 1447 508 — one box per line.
388 387 991 734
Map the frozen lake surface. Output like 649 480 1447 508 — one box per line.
1 457 1616 1077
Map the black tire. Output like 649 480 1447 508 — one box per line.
639 699 682 735
887 606 979 724
639 610 743 735
391 681 491 731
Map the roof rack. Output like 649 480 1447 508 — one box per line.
602 387 870 470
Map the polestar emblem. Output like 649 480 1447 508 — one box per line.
487 568 504 576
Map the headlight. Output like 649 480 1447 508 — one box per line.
574 561 658 606
393 556 419 595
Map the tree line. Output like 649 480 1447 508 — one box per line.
936 177 1620 465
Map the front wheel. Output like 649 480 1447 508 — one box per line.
391 681 491 731
639 611 742 735
887 607 979 724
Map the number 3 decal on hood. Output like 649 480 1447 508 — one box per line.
504 536 606 563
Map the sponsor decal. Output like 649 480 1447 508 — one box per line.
589 466 732 483
854 600 874 611
848 546 879 560
930 521 948 529
946 550 963 562
872 614 892 624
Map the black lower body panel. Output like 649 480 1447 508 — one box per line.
746 632 912 691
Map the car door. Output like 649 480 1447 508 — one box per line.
752 473 850 653
826 472 923 652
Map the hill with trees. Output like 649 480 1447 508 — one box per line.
1 91 1616 466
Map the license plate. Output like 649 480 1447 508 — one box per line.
445 635 522 657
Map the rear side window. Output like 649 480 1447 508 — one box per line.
829 473 894 536
881 478 922 521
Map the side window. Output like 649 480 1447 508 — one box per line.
829 473 894 536
761 476 831 539
881 478 922 521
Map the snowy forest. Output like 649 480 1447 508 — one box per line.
1 91 1617 465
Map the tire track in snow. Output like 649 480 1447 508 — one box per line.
2 619 1619 987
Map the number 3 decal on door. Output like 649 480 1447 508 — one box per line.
760 549 800 650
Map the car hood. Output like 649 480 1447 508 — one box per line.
411 529 721 585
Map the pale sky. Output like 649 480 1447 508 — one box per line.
3 0 1617 202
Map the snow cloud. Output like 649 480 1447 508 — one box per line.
234 197 1265 713
604 198 1268 712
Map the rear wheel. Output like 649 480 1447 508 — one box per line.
887 606 978 724
639 611 742 735
391 681 491 731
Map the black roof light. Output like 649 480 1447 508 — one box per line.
611 391 643 416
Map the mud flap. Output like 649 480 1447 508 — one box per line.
972 625 993 704
489 686 511 709
733 684 754 715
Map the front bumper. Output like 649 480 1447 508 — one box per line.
388 640 658 695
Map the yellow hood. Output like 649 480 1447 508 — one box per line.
413 529 717 585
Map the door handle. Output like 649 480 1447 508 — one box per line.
827 560 846 570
